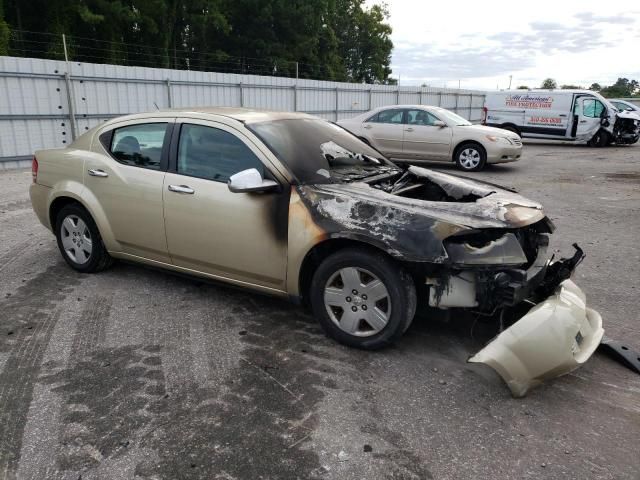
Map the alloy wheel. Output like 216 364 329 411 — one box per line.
60 214 93 264
323 267 391 337
459 148 481 169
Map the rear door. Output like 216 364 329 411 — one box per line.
162 119 288 290
86 119 173 262
402 109 453 160
361 109 405 157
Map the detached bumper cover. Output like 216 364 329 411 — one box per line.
469 279 604 397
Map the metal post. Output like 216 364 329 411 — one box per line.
469 93 473 121
438 92 442 107
368 88 373 110
419 88 423 105
166 79 173 108
335 87 339 121
239 82 244 107
293 84 297 111
62 34 78 140
454 91 459 113
396 88 400 105
295 62 299 80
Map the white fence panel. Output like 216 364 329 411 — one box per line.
0 56 486 165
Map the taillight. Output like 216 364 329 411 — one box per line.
481 106 488 124
32 156 38 183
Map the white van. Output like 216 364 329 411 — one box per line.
483 89 639 146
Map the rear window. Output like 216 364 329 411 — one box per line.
109 123 168 170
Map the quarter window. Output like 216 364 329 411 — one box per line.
406 109 440 126
582 99 605 118
177 124 265 182
110 123 168 170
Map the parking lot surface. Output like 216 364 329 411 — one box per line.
1 142 639 480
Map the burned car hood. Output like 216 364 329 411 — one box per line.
296 166 547 263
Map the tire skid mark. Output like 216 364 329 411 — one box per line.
0 264 81 478
70 295 112 359
0 232 50 274
134 298 342 480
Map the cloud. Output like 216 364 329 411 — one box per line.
575 12 635 25
391 18 620 81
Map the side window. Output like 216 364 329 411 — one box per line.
372 109 404 124
406 109 439 126
110 123 167 170
178 124 265 182
365 112 379 123
583 99 605 118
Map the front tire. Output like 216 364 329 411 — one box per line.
55 204 113 273
587 129 609 147
309 248 416 350
455 142 487 171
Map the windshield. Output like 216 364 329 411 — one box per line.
248 118 399 184
435 109 472 126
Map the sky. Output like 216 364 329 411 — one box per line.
369 0 640 90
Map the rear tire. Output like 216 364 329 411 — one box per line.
55 204 113 273
455 142 487 171
309 248 416 350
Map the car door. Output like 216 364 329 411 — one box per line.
162 119 288 291
575 97 605 140
402 109 453 160
85 119 173 262
361 109 405 157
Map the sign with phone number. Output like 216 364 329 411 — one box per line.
527 116 564 126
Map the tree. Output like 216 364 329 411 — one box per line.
3 0 395 83
600 78 639 98
516 85 529 89
0 0 9 55
589 83 602 91
541 78 557 89
560 84 581 89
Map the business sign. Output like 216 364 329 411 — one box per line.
506 95 553 109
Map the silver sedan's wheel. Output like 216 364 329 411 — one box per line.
458 148 481 169
323 267 391 337
60 214 93 264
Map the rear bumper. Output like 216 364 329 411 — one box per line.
469 279 604 397
29 182 53 231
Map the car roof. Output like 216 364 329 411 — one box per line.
101 107 316 127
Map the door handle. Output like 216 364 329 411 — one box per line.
559 114 567 117
404 127 414 132
579 120 588 123
88 169 108 178
363 124 373 129
168 184 195 194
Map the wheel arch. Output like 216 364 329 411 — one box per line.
452 139 486 162
48 189 118 251
297 236 417 307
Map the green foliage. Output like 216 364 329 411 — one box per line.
0 0 9 55
516 85 529 90
599 78 639 98
2 0 394 82
589 83 602 91
560 84 582 89
541 78 557 89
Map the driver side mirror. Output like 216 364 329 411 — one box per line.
228 168 280 193
433 120 446 127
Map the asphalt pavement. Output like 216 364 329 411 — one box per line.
0 141 639 480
